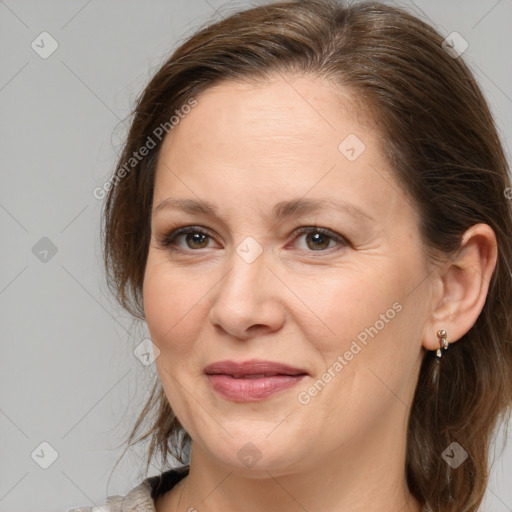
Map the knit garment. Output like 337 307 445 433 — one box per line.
67 466 190 512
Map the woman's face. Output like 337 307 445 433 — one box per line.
143 74 436 475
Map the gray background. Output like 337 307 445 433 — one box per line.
1 1 511 511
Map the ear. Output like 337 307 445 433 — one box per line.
422 223 498 351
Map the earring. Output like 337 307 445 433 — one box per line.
436 329 449 357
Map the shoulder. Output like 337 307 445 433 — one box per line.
65 480 153 512
66 466 190 512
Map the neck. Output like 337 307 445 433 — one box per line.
161 405 424 512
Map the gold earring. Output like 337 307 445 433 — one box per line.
436 329 449 357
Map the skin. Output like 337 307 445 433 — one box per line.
143 74 497 512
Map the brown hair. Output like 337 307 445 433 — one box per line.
102 1 512 510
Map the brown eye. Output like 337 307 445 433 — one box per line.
304 231 332 250
159 225 349 255
160 227 215 252
182 231 210 249
292 227 348 253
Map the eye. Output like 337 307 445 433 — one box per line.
158 226 216 252
290 227 349 253
157 225 350 254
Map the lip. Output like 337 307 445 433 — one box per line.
204 359 308 402
204 359 308 377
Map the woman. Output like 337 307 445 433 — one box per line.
81 1 512 511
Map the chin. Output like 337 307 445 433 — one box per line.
198 432 305 477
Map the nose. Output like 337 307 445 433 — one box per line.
207 247 286 340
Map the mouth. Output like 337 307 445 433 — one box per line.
204 359 308 377
227 373 304 379
204 359 308 402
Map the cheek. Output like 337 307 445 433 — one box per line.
142 254 207 354
287 264 402 353
292 279 419 439
142 256 208 422
289 257 422 398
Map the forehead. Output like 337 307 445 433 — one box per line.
153 74 407 226
165 75 371 151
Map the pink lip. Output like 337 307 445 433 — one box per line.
204 359 308 402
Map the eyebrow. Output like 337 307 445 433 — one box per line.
152 197 374 222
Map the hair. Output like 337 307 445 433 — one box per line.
102 1 512 510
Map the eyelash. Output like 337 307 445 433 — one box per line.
157 225 350 255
